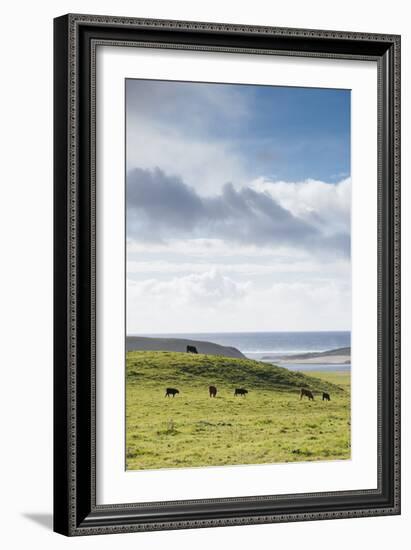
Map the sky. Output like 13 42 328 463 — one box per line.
126 79 351 334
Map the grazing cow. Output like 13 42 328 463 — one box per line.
322 392 331 401
209 385 217 398
165 388 179 398
186 345 198 354
234 388 248 397
300 388 314 401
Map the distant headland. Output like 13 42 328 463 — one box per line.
126 336 245 359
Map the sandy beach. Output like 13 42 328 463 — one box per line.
264 347 351 365
278 354 350 365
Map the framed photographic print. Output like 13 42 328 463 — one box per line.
53 14 401 536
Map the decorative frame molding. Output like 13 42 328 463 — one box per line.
54 14 400 536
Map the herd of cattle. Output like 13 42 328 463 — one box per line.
164 386 248 398
165 386 331 401
163 346 331 401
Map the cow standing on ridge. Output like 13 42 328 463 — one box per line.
186 345 198 354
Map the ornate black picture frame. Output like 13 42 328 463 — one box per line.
54 13 401 536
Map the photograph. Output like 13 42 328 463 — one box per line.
125 79 352 471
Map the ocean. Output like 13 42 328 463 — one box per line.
142 331 350 370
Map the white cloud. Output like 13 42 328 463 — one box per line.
127 125 247 194
127 273 350 334
250 177 351 236
127 246 350 280
242 280 351 331
126 81 253 194
127 270 252 333
128 269 250 307
127 237 296 258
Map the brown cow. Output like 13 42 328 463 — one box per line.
209 385 217 398
300 388 314 400
322 392 331 401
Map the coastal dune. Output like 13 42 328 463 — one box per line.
126 336 245 359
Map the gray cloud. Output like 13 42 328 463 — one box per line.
127 167 204 232
126 167 349 256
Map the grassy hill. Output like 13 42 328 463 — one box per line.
126 336 245 358
126 351 350 470
126 350 344 395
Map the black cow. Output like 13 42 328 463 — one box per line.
186 345 198 354
300 388 314 401
165 388 179 398
234 388 248 397
322 392 331 401
209 385 217 398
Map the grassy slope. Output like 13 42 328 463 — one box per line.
126 351 344 394
126 351 350 470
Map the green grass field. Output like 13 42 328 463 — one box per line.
126 351 351 470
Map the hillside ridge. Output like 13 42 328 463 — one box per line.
126 336 245 358
126 350 344 394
